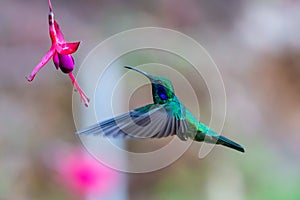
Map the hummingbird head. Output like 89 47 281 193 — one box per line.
124 66 175 104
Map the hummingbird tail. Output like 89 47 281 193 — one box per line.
216 135 245 153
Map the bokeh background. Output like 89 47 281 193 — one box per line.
1 0 300 199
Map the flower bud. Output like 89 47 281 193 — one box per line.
53 53 74 73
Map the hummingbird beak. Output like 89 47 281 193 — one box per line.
124 66 153 81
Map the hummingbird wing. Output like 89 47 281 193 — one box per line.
77 102 191 140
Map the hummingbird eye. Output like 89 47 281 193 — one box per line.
156 80 162 85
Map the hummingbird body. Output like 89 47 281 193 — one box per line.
77 66 245 153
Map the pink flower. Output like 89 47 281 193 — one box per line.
26 0 89 107
54 148 118 197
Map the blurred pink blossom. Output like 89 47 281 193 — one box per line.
53 147 118 197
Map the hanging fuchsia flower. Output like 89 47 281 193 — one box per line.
26 0 89 107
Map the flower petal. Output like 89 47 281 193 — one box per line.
53 52 60 70
56 42 80 55
57 54 74 73
54 21 65 43
26 46 56 81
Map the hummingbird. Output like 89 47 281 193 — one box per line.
77 66 245 153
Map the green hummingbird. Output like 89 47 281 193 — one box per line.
77 66 245 153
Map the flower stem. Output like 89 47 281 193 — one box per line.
69 72 90 107
48 0 53 11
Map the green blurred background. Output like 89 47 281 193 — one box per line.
1 0 300 199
